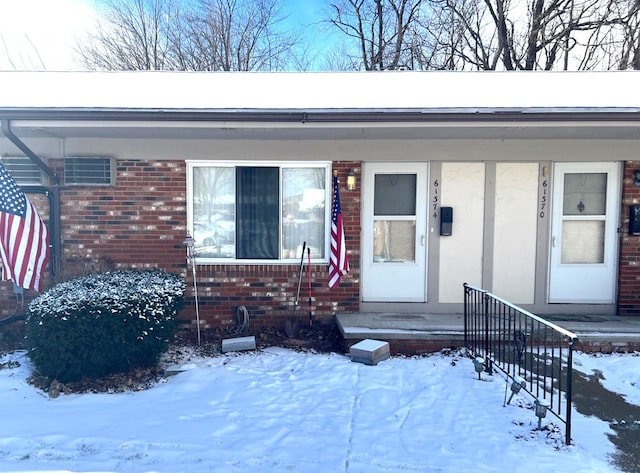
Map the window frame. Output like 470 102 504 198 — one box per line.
186 160 332 264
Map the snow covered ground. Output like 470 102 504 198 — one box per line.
0 347 638 473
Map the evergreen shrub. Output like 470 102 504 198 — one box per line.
26 269 185 383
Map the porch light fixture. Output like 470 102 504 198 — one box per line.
473 357 485 380
634 169 640 186
347 168 357 191
534 398 550 429
183 233 201 346
507 375 526 405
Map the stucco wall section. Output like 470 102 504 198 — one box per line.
492 163 539 303
439 163 485 303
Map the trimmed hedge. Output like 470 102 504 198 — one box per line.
26 269 185 383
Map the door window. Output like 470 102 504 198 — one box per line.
560 173 607 264
372 174 417 263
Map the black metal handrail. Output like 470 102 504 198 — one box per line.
463 283 579 445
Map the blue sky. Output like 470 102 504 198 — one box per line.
281 0 339 70
284 0 325 26
0 0 339 71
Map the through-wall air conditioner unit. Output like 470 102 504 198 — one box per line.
64 157 115 186
0 156 45 186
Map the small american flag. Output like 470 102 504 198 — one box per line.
329 173 349 288
0 163 49 291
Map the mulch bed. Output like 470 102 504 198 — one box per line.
0 318 346 396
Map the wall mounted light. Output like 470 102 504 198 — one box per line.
347 168 357 191
634 169 640 186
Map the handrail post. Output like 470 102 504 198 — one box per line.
483 292 493 374
463 283 469 347
565 338 576 445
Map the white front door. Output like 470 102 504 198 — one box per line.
362 163 428 302
548 162 620 303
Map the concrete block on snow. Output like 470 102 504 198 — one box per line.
349 339 390 365
221 336 256 353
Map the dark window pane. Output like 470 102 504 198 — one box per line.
236 167 279 259
374 174 416 216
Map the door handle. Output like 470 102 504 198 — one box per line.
552 236 557 247
421 235 425 246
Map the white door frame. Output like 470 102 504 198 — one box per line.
361 162 428 302
548 162 620 303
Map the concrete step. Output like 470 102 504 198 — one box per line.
349 339 390 365
221 336 256 353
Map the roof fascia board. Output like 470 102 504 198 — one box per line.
2 108 640 124
9 118 640 131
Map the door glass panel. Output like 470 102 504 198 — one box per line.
373 220 415 263
561 220 605 264
374 174 417 216
563 173 607 216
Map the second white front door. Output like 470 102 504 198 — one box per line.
548 162 620 303
361 163 428 302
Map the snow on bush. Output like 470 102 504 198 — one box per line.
26 269 185 382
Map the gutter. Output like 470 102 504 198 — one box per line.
1 119 61 278
2 107 640 124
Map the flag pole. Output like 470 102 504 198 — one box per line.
182 234 201 346
329 168 349 289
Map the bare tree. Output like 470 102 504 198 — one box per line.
179 0 300 71
1 33 47 70
600 0 640 69
320 42 363 70
428 0 640 70
76 0 301 71
328 0 427 70
327 0 640 70
76 0 178 70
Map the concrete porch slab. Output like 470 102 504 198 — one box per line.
336 312 465 341
335 312 640 355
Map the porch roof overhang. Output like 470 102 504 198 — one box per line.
3 108 640 141
2 71 640 141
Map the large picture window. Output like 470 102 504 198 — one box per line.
188 162 330 262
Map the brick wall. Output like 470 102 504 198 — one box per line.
57 159 187 272
180 161 361 330
1 159 361 331
617 160 640 314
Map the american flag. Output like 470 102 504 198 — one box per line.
0 163 49 291
329 173 349 288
